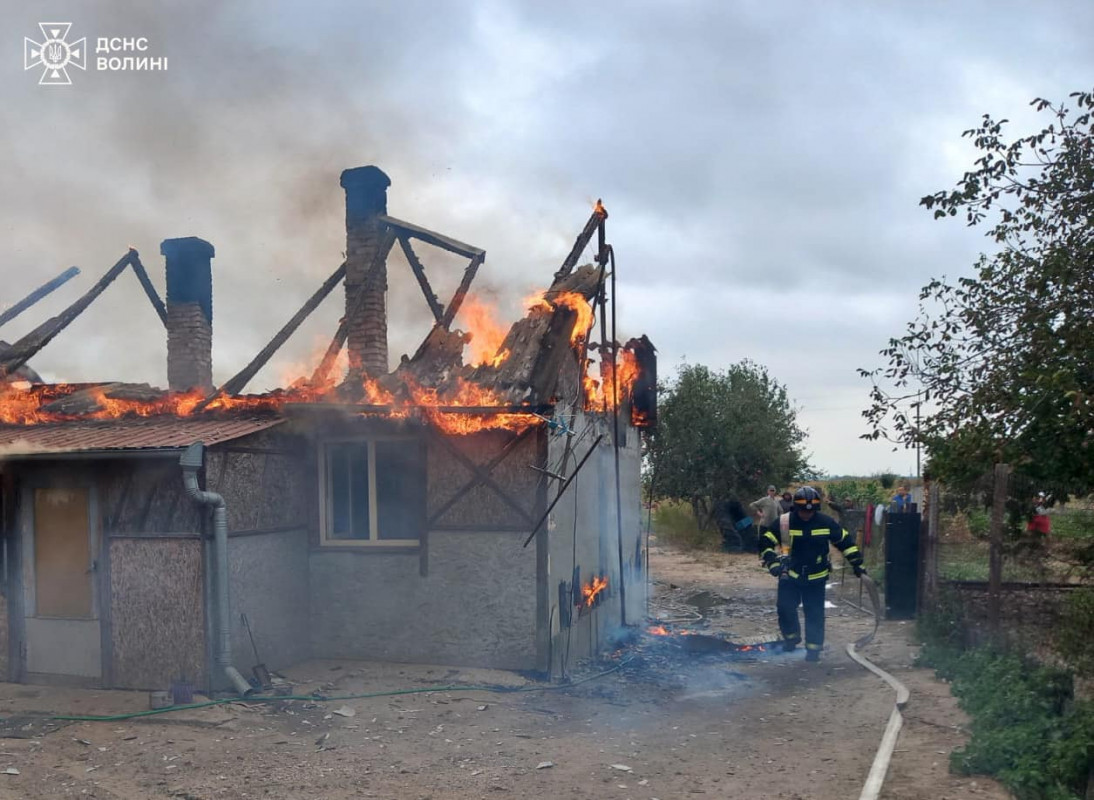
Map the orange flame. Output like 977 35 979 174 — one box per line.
581 574 609 607
648 625 670 636
524 291 594 346
552 292 595 345
0 378 540 437
456 296 510 368
1 273 645 438
583 348 641 414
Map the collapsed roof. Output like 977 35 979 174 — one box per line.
0 166 656 450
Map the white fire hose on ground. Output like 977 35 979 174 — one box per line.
845 572 910 800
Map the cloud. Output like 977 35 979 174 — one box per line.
1 0 1092 474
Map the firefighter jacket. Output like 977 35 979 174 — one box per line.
760 510 862 582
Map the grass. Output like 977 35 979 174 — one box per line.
938 507 1094 583
1051 510 1094 540
938 541 1050 582
650 499 720 550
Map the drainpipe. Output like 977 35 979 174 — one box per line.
179 441 252 696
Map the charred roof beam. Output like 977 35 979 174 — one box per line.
378 214 484 259
0 250 136 379
396 233 444 323
198 260 349 407
0 266 80 330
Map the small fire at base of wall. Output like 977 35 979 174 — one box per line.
556 572 613 629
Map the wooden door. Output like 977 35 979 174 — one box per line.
24 488 101 678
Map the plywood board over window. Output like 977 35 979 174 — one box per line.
319 437 426 547
33 488 92 618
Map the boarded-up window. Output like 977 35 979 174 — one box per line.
321 439 425 546
33 488 92 618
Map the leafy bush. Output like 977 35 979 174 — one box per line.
943 649 1089 800
822 478 888 507
966 507 990 538
878 472 899 490
918 593 1094 799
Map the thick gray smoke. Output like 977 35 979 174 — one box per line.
2 0 1092 472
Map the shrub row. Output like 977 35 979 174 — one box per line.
918 594 1094 799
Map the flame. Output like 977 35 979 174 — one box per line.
582 348 641 414
524 291 595 346
401 376 537 435
0 270 644 439
456 296 510 368
553 292 595 345
648 625 670 636
581 574 609 607
0 378 539 437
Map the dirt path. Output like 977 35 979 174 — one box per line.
0 545 1007 799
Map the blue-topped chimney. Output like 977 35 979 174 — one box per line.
160 236 214 393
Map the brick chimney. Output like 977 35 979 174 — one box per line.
160 236 214 393
340 166 391 377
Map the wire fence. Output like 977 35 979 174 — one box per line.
923 467 1094 649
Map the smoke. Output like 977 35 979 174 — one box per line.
1 1 591 391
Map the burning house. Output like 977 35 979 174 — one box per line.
0 166 656 691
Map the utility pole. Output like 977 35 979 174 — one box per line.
915 394 922 480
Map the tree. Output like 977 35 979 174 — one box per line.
861 89 1094 492
646 361 810 522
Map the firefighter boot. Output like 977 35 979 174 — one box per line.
805 649 821 662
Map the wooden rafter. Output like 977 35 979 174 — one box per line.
378 214 484 259
127 252 168 328
0 266 80 330
438 252 484 330
552 202 608 283
0 250 134 379
199 261 348 406
397 234 444 322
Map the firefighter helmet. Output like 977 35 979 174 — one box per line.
793 486 822 511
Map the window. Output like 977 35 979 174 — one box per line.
320 438 426 546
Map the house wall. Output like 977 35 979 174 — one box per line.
0 460 206 689
98 459 206 689
545 411 645 674
205 430 311 680
308 425 546 670
109 537 204 690
1 474 13 679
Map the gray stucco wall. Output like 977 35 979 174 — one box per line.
227 529 310 672
309 529 537 669
306 426 545 670
207 432 312 681
545 411 645 672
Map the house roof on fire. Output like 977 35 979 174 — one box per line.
0 173 653 444
0 415 283 458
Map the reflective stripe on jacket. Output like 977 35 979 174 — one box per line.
759 510 862 580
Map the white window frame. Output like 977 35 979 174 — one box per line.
318 436 422 548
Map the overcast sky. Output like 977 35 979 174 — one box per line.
1 1 1092 476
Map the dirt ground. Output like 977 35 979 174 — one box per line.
0 544 1010 800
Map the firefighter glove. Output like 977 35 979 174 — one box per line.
768 562 784 579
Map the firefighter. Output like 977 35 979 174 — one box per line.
759 486 864 661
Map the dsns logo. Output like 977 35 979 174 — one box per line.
25 23 86 85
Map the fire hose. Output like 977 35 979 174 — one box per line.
844 571 910 800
